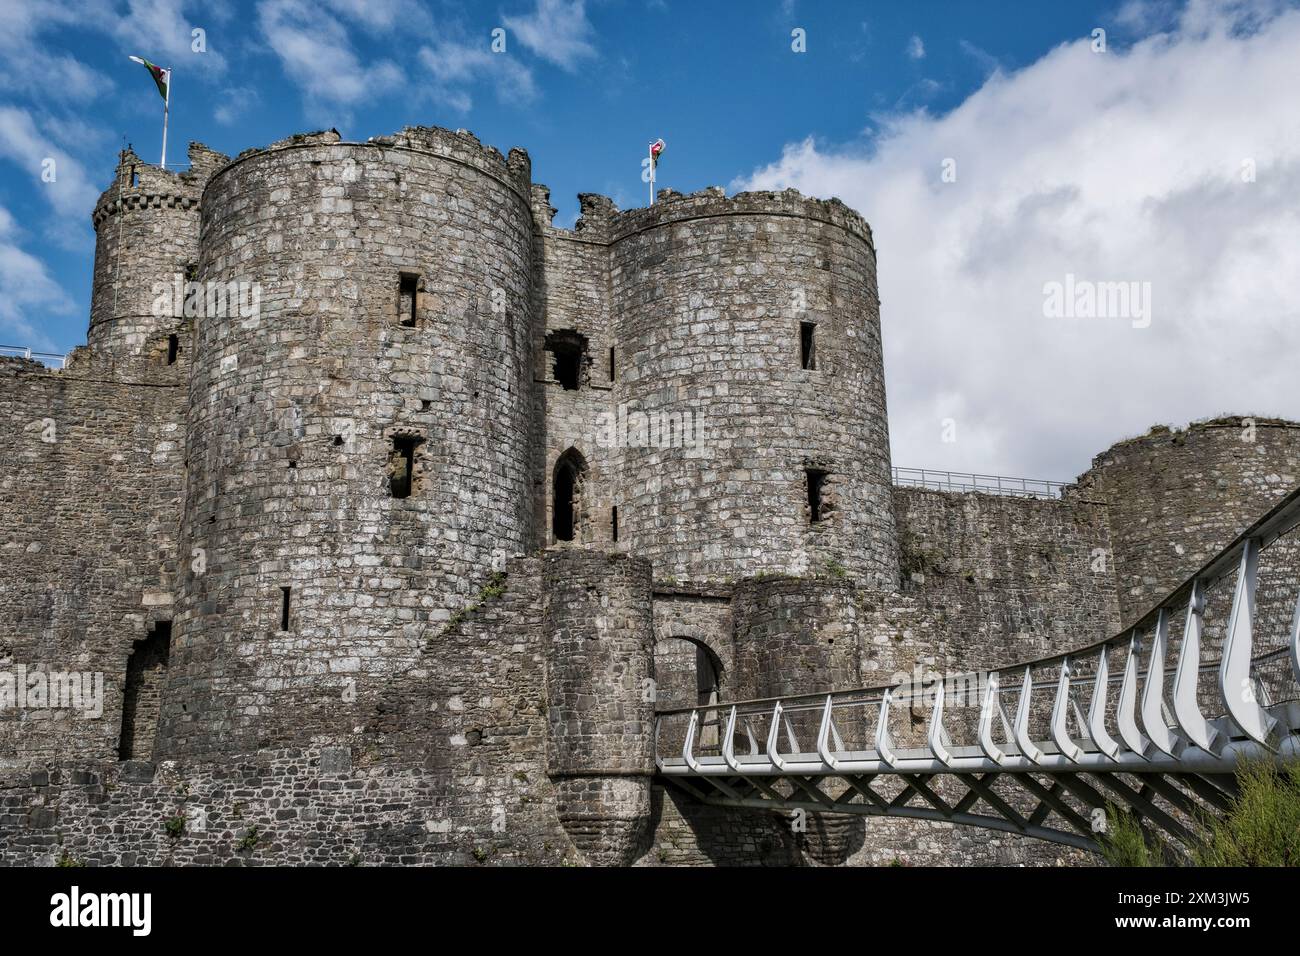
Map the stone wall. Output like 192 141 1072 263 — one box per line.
607 189 899 589
159 128 537 759
1072 417 1300 624
882 486 1122 679
0 355 186 761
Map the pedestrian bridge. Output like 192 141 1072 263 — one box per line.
654 487 1300 854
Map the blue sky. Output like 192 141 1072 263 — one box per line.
3 0 1298 478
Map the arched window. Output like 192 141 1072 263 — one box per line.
552 448 587 542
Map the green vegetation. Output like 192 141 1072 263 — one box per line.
164 814 186 839
823 559 847 579
1100 760 1300 867
236 825 260 852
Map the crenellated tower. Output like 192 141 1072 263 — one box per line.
88 142 228 371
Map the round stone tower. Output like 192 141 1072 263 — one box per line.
543 549 655 865
88 143 228 367
157 128 536 758
606 188 899 588
1072 416 1300 624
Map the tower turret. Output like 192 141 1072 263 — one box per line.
88 142 228 369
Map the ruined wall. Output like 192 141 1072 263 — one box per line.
1072 417 1300 624
880 487 1122 679
159 128 537 759
0 356 185 761
530 189 619 551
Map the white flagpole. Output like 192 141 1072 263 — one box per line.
161 68 171 169
648 143 655 205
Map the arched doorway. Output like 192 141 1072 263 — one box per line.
654 636 724 749
552 448 587 543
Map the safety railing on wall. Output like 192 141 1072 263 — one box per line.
0 346 67 368
892 467 1067 499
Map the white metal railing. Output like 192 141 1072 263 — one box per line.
656 484 1300 851
0 346 67 368
892 467 1066 499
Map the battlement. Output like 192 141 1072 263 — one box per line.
213 124 533 205
91 143 228 227
536 183 875 250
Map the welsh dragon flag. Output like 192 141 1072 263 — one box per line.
130 56 169 101
650 138 665 167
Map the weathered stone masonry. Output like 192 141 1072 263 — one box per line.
2 124 1297 866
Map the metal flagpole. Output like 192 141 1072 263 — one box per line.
648 143 654 205
161 68 171 169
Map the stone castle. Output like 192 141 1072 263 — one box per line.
1 125 1297 866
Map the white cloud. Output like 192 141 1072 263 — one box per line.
319 0 431 34
0 0 115 102
0 107 99 225
734 0 1300 481
213 86 260 126
503 0 597 71
110 0 228 74
256 0 403 116
907 35 925 59
418 38 538 112
0 206 76 347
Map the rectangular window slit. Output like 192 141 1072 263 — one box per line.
800 321 817 370
389 435 423 499
806 468 828 523
398 273 419 327
609 346 616 382
280 587 292 631
167 334 179 365
612 505 619 542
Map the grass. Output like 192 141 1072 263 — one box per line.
1100 760 1300 867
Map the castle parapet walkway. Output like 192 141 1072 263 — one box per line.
655 486 1300 854
891 466 1067 499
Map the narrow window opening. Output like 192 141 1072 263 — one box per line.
398 273 419 327
800 321 817 370
611 505 619 542
552 448 587 542
609 346 616 382
184 261 198 284
554 350 580 390
166 334 179 365
545 329 588 391
130 167 139 188
118 620 171 761
388 434 424 499
280 587 292 631
806 468 829 523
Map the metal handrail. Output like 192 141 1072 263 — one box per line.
0 346 67 368
892 466 1066 500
